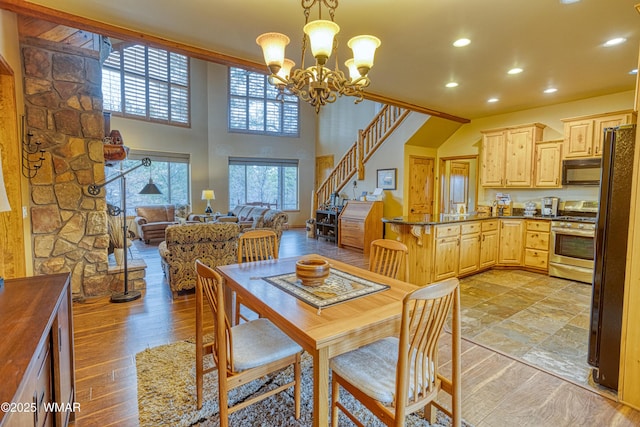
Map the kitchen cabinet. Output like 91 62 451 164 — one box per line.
0 273 75 427
534 140 562 188
459 222 481 275
315 209 339 243
480 123 546 188
338 200 383 255
480 220 499 269
433 224 460 281
524 220 550 271
562 110 636 158
479 129 505 187
498 219 524 265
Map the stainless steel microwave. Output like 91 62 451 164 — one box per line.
562 158 601 186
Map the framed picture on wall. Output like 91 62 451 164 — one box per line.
377 168 397 190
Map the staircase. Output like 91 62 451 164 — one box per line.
314 105 410 210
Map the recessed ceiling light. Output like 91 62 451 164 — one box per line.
446 82 459 88
604 37 627 47
544 88 558 94
630 69 638 75
560 0 580 4
453 38 471 47
487 98 499 103
507 68 523 75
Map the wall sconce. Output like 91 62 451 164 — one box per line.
21 115 45 178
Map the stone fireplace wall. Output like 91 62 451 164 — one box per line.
21 38 112 299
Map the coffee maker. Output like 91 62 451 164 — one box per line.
541 197 559 217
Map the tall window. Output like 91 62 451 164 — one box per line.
102 44 190 126
105 150 190 216
228 67 299 136
228 157 299 210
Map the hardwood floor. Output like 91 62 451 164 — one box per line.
71 229 640 427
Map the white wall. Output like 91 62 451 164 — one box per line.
109 59 317 227
206 62 317 227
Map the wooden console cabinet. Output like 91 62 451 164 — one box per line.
338 200 383 255
0 273 75 427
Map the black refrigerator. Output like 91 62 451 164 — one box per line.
588 124 636 390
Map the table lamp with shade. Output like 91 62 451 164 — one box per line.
202 189 215 214
0 151 11 288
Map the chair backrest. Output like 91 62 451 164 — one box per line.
369 239 409 280
195 260 236 373
395 277 458 419
238 229 279 263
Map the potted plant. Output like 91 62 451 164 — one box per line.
107 214 126 265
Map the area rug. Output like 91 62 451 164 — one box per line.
136 340 471 427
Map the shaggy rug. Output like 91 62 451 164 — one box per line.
136 340 470 427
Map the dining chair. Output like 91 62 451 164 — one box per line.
330 277 460 427
194 260 301 425
235 229 279 323
369 239 409 281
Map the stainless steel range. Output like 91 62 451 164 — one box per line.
548 200 598 283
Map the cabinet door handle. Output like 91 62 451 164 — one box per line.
478 235 481 242
482 234 485 242
59 326 63 352
457 238 460 246
588 146 591 154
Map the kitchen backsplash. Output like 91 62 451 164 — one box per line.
482 186 600 209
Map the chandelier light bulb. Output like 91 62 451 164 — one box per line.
348 35 381 75
303 20 340 65
256 32 290 73
345 59 358 81
277 58 295 80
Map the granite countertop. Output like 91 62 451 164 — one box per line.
382 214 553 226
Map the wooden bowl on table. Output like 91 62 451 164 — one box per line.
296 258 330 287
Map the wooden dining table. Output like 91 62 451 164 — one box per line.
216 254 461 427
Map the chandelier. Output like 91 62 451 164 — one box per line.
256 0 381 113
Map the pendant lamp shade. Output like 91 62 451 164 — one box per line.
139 178 162 195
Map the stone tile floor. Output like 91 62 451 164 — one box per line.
455 269 596 390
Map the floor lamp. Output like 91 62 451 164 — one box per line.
88 157 152 303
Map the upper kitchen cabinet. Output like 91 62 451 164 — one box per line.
480 123 546 188
562 110 637 158
534 139 562 188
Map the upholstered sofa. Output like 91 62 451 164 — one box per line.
134 205 180 243
158 222 241 296
217 204 288 245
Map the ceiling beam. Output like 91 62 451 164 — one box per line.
0 0 470 123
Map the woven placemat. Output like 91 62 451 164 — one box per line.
263 268 389 309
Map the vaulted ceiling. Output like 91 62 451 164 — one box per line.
3 0 639 122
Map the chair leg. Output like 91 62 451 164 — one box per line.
331 375 340 427
196 345 203 409
294 352 301 419
424 402 436 424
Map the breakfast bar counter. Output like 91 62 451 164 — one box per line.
383 214 553 286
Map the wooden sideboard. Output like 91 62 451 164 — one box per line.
338 200 383 255
0 273 75 427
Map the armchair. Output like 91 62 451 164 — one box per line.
159 222 241 297
134 205 179 243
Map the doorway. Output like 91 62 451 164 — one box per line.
439 155 478 214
